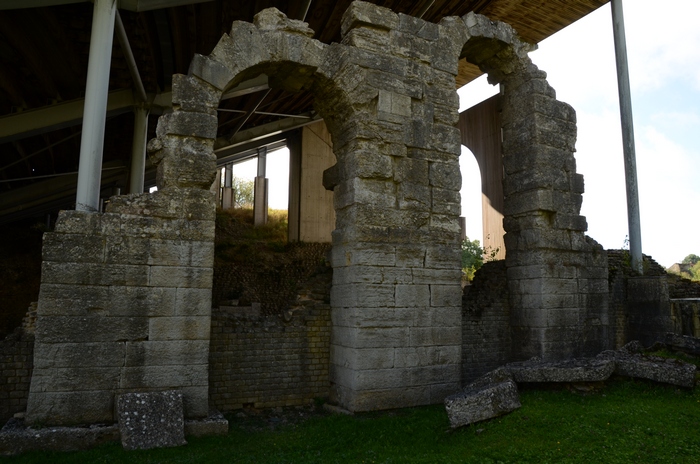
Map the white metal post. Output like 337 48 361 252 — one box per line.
611 0 643 273
128 106 149 194
75 0 117 211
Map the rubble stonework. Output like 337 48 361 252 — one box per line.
24 0 611 423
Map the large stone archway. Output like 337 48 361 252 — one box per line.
25 0 609 425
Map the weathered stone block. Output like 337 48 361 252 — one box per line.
331 307 414 329
184 410 229 437
506 357 614 383
254 7 314 36
42 233 104 264
332 346 395 370
398 182 431 211
148 316 211 341
414 306 462 328
175 288 212 316
409 326 461 346
333 325 409 349
25 390 114 426
607 353 697 388
424 244 460 270
331 244 396 267
149 266 213 289
378 90 412 117
117 391 186 451
158 111 218 140
428 161 461 190
444 379 521 428
33 342 126 369
430 284 462 307
395 284 430 308
335 178 395 209
30 367 120 392
0 421 119 456
171 74 220 114
394 345 460 368
119 365 208 389
410 363 460 386
107 188 216 222
125 340 210 367
664 333 700 356
188 53 235 91
35 316 148 343
331 283 396 309
341 0 399 37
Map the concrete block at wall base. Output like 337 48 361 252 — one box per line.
184 410 228 437
117 390 186 451
0 421 120 456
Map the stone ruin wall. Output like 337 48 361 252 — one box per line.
209 266 332 411
20 0 621 425
0 312 34 423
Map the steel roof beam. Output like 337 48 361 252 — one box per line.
0 89 134 144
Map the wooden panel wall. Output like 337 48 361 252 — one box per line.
459 94 506 259
299 121 335 243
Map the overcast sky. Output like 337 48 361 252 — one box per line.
236 0 700 268
459 0 700 268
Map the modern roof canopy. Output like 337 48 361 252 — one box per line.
0 0 610 224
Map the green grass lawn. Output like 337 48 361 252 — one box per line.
6 378 700 463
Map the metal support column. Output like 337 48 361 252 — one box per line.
75 0 117 211
611 0 643 273
128 106 149 194
254 147 268 227
222 164 235 209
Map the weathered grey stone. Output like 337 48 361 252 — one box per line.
33 342 126 369
125 340 210 366
117 391 187 451
506 357 615 383
106 188 217 221
0 420 119 456
184 410 228 437
254 7 314 36
171 74 220 114
26 390 115 426
35 316 148 343
598 348 697 388
188 53 234 91
148 316 211 341
157 110 218 140
664 333 700 356
444 379 521 428
341 0 399 37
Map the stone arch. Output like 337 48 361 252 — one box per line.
146 2 469 414
449 12 609 367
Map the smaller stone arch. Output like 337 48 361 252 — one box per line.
450 12 610 368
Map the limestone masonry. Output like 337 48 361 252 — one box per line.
11 1 694 430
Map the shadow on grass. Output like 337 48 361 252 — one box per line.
6 378 700 463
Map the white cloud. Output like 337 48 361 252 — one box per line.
624 0 700 92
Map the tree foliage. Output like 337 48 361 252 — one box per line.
672 254 700 282
461 236 500 282
232 176 254 208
